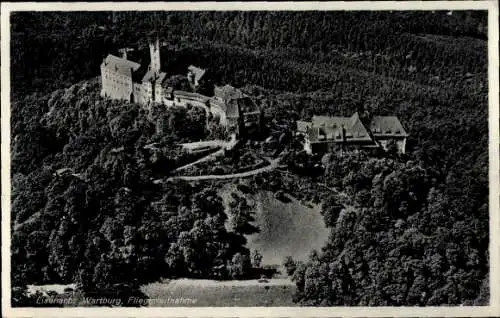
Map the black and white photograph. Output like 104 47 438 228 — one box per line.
1 1 499 316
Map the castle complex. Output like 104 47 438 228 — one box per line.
101 40 407 153
100 40 261 135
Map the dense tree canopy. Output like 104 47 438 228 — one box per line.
289 153 488 306
11 80 252 305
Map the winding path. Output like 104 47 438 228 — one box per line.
174 148 225 172
166 158 281 182
174 134 239 172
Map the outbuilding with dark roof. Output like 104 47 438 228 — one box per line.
187 65 206 87
297 112 408 154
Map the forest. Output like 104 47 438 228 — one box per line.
10 11 489 306
11 79 266 306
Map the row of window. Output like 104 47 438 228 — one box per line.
103 82 132 91
104 74 131 88
102 68 130 81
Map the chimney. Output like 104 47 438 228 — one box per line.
118 48 128 60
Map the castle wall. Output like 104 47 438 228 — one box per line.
142 81 153 104
208 100 227 126
100 65 133 101
160 91 236 129
172 96 191 108
132 81 161 106
154 84 163 104
397 138 406 154
132 82 148 105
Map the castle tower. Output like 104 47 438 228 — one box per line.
149 38 161 76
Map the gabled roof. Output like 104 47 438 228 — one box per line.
311 113 372 142
308 127 319 141
369 116 408 137
214 85 245 102
297 120 312 133
142 70 167 84
157 72 167 84
141 70 155 82
347 112 372 141
312 115 350 128
174 90 210 103
187 65 206 82
225 97 260 118
102 54 140 77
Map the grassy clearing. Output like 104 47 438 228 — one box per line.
138 185 328 307
141 279 296 307
220 184 330 266
246 191 329 266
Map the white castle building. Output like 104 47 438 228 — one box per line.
101 39 166 105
